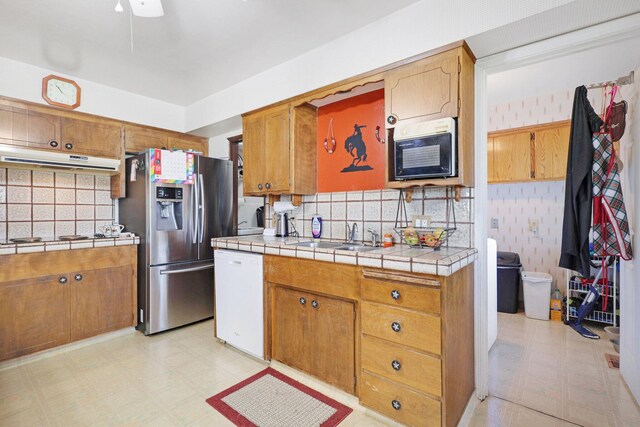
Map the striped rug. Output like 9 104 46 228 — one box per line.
206 367 352 427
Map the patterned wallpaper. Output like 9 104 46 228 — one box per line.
0 168 115 241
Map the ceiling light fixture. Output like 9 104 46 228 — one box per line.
115 0 124 13
128 0 164 18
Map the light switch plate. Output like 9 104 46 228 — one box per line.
490 218 499 229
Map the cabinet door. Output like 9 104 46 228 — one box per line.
168 136 208 155
533 123 570 180
72 266 134 341
61 117 122 158
272 287 310 373
5 107 61 150
487 136 497 183
492 131 532 182
124 125 169 153
309 294 355 393
0 275 71 361
263 106 290 193
385 49 459 126
242 113 266 195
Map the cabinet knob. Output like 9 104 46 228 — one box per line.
391 321 401 332
387 115 398 125
75 274 83 281
258 183 263 190
391 360 402 371
299 297 306 305
391 289 401 300
64 143 73 150
265 182 271 190
49 140 59 148
392 400 402 410
58 277 67 284
311 300 319 309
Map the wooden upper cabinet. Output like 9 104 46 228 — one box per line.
124 125 169 153
488 121 570 183
0 274 71 361
534 123 570 180
167 136 208 156
0 105 62 150
385 49 459 127
242 103 316 196
60 117 122 159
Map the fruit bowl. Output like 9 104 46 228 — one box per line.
394 226 456 250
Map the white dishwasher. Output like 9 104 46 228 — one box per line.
214 250 264 359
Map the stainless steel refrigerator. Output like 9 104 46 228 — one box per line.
120 153 233 335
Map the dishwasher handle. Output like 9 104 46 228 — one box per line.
159 264 215 275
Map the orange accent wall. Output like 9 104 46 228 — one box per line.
317 89 386 193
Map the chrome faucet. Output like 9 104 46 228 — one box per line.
347 222 358 243
368 228 380 247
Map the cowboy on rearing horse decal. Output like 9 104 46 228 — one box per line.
342 124 372 172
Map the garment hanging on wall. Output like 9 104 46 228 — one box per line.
560 86 604 276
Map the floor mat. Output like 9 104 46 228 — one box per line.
206 367 352 427
605 353 620 369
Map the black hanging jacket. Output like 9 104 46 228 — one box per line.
559 86 603 276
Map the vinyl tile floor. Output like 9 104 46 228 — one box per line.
468 312 640 427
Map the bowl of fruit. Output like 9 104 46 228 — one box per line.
395 226 455 250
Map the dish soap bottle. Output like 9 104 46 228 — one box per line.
311 215 322 238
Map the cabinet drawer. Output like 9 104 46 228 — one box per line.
361 270 440 314
361 301 440 355
362 335 441 397
360 371 441 427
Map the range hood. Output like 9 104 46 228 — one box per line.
0 145 120 174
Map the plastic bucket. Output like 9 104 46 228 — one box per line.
522 271 553 320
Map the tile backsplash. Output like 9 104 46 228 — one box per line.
265 188 474 249
0 168 115 241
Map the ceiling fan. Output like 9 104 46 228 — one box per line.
115 0 164 18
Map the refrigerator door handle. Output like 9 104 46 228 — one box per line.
199 173 205 243
159 264 215 275
192 172 199 244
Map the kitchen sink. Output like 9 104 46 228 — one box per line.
292 241 345 249
334 244 378 252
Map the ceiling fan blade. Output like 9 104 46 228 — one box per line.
128 0 164 17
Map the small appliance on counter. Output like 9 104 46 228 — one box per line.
274 201 295 238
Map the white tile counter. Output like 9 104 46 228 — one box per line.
0 235 140 255
212 235 477 276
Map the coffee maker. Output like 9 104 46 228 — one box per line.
273 201 294 237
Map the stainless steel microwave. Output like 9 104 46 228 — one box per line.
393 117 457 180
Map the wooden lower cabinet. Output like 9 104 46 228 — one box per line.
271 286 355 394
0 274 71 361
264 255 474 427
72 266 135 341
0 246 137 362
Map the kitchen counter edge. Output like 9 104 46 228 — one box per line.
0 236 141 255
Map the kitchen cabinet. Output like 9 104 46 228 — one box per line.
0 103 61 151
488 120 570 183
385 48 459 126
242 103 317 196
384 42 475 189
72 266 135 341
167 135 208 154
0 274 71 361
124 124 208 155
271 286 355 393
0 245 137 362
61 117 122 159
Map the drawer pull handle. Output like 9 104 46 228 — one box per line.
74 274 83 281
391 360 401 371
299 297 306 305
311 300 319 309
391 289 401 300
265 182 271 190
258 183 263 190
49 140 59 148
392 399 402 410
58 277 67 284
391 322 401 332
64 143 73 150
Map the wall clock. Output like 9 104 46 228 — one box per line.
42 75 81 109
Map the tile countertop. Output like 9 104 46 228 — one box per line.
0 235 141 255
212 235 477 277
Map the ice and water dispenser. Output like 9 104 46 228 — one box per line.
155 186 183 231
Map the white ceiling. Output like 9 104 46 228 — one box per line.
0 0 419 106
487 36 640 105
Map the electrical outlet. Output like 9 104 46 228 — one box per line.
528 218 539 236
490 218 499 229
